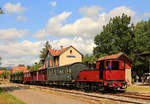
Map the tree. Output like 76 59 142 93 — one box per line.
40 41 52 61
134 19 150 53
0 56 2 66
0 71 9 79
132 18 150 76
0 67 7 70
29 63 41 71
83 54 90 62
83 54 97 62
94 13 135 58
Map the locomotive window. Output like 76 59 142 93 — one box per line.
106 61 111 69
112 61 119 70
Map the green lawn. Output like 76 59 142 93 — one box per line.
0 88 25 104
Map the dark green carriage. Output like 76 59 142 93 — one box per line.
47 62 89 82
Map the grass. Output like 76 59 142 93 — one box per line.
0 88 25 104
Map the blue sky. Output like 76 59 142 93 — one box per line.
0 0 150 66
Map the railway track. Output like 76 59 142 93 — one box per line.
114 92 150 101
10 83 150 104
39 86 150 104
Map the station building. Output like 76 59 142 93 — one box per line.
43 45 83 68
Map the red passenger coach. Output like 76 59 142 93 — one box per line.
77 53 132 90
24 72 32 82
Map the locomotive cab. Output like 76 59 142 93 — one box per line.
96 60 125 81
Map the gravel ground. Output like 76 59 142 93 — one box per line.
0 83 88 104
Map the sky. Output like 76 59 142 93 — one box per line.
0 0 150 67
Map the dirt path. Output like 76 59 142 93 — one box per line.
0 83 88 104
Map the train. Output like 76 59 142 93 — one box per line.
10 53 130 91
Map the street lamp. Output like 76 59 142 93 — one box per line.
0 8 4 14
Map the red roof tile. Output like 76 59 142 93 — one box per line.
49 46 70 56
98 52 131 61
12 66 28 73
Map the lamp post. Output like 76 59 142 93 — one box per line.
0 8 4 14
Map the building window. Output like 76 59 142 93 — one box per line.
66 55 75 58
55 58 58 66
70 50 72 54
47 61 48 68
50 60 52 67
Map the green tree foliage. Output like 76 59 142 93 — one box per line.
0 57 2 65
0 67 7 70
134 19 150 53
94 13 135 58
83 54 90 62
83 54 97 62
40 41 52 61
0 71 9 79
29 63 42 71
132 19 150 76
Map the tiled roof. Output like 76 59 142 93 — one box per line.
49 46 70 56
12 66 28 73
98 52 129 61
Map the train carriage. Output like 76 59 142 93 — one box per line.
47 62 89 85
10 72 24 83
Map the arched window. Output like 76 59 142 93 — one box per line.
70 50 72 54
49 60 52 67
55 58 58 66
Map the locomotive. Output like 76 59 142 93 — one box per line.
10 53 131 90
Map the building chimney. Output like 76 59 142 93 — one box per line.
60 45 63 50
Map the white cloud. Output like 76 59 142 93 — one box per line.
0 28 27 41
34 29 47 39
4 2 26 14
34 6 138 39
50 37 95 55
0 40 43 66
49 1 56 7
79 6 105 19
108 6 136 18
16 16 27 22
0 37 94 67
